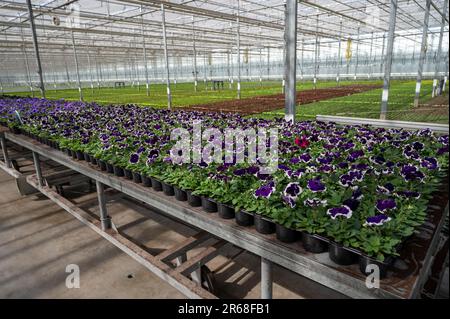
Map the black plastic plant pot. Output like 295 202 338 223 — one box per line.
71 151 77 160
235 210 254 227
98 160 107 171
113 166 124 177
90 156 98 165
201 197 218 213
10 127 21 134
359 255 391 279
142 176 152 187
174 187 187 201
302 232 328 253
329 242 358 265
162 182 175 196
66 149 72 157
218 203 235 219
124 169 133 180
187 191 201 207
106 163 114 174
83 153 90 162
151 178 163 192
254 214 275 235
276 225 298 243
76 151 84 160
132 172 142 184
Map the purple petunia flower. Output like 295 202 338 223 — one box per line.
282 195 296 208
254 182 275 199
437 145 449 155
299 153 312 163
327 206 353 219
421 157 439 170
347 149 364 162
234 168 247 176
343 198 359 211
304 198 327 207
307 179 326 192
396 190 421 199
283 182 302 199
364 214 391 226
377 183 395 194
247 166 260 175
376 198 397 213
129 153 140 164
400 165 425 182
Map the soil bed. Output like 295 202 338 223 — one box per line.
178 84 381 115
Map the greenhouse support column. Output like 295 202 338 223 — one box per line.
379 33 386 78
94 54 100 89
267 47 270 80
432 0 448 97
192 17 198 92
0 135 11 168
32 152 43 186
337 20 342 85
380 0 398 120
203 53 207 89
236 0 241 99
313 15 319 89
261 258 273 299
161 3 172 110
96 181 112 231
71 30 83 101
142 18 150 96
368 31 374 79
354 26 360 80
87 50 94 95
414 0 431 108
300 39 304 83
26 0 45 98
20 21 34 97
259 47 263 87
284 0 298 123
227 51 231 89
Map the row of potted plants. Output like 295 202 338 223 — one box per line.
0 97 448 279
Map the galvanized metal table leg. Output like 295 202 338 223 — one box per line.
261 257 273 299
32 151 43 186
96 180 112 231
174 253 187 267
191 267 202 286
0 135 11 168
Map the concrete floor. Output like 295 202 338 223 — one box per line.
0 169 348 299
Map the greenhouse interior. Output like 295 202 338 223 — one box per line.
0 0 449 302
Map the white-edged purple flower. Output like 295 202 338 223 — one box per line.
254 182 275 199
299 153 312 163
412 141 424 151
364 214 392 226
129 153 140 164
396 190 421 199
400 165 425 182
282 195 296 208
283 182 302 199
327 205 353 219
376 198 397 213
307 179 326 192
376 183 395 195
421 157 439 170
304 198 327 207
